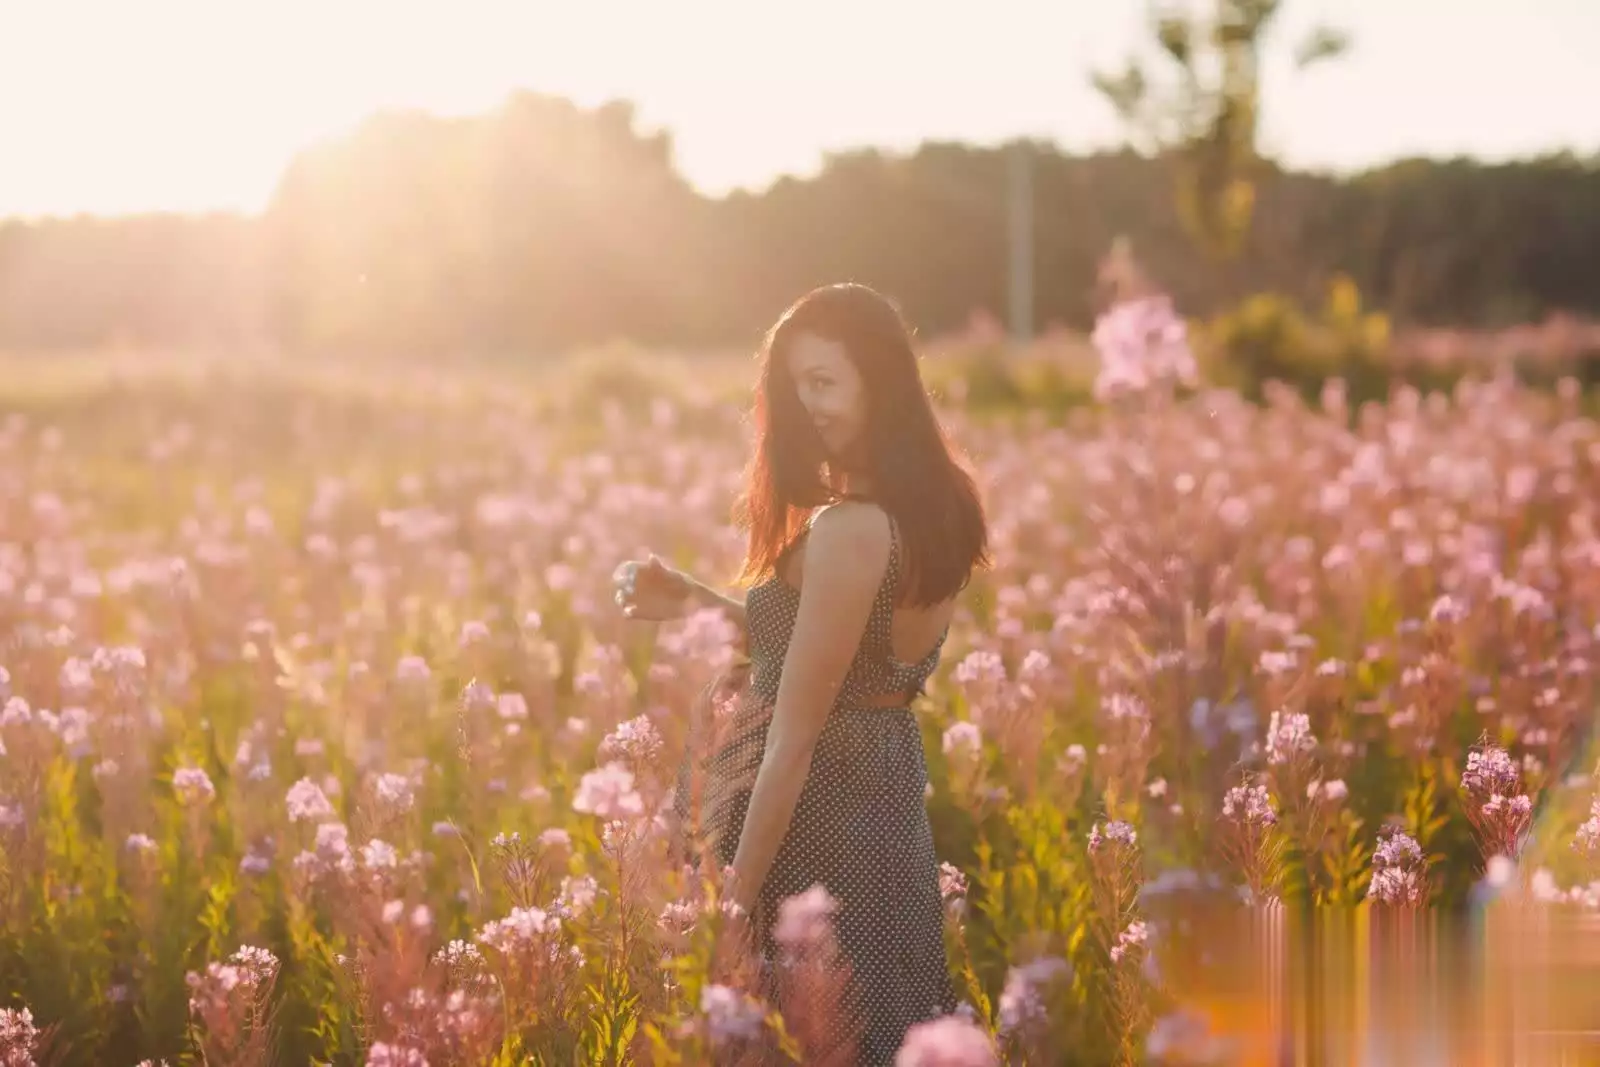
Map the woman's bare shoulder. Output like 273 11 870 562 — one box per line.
804 501 892 583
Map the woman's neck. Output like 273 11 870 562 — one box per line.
821 462 873 501
841 475 875 500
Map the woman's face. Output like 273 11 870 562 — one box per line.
785 331 868 460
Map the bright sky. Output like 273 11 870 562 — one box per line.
2 0 1597 219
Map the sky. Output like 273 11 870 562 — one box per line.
1 0 1597 219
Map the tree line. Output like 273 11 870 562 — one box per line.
2 91 1597 357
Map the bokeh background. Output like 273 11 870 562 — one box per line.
5 3 1600 1066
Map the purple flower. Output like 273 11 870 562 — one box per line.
1368 827 1427 906
571 762 644 819
997 956 1070 1035
0 697 28 728
1103 693 1150 722
172 766 216 807
460 680 496 714
1368 866 1424 906
1091 293 1196 401
1461 746 1520 797
0 1006 38 1065
598 714 664 764
537 827 571 851
1088 820 1138 853
367 1043 429 1067
941 722 981 757
1429 594 1469 624
953 650 1005 688
371 772 415 813
91 645 147 693
285 778 335 823
554 874 599 918
1265 710 1317 765
938 862 968 906
476 906 558 955
497 693 529 721
230 945 279 985
894 1014 999 1067
394 656 430 684
1110 920 1149 963
1307 778 1348 803
659 900 699 933
1220 784 1276 827
1573 797 1600 856
360 839 398 870
700 984 766 1046
773 884 839 954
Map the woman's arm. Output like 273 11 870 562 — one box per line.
726 503 892 913
681 572 747 630
616 556 746 628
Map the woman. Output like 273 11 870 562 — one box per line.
614 283 989 1063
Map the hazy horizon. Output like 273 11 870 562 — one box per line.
4 0 1598 221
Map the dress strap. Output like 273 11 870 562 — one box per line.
878 511 903 612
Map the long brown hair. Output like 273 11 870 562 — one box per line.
733 283 989 607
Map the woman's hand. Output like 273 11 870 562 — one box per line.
612 555 694 621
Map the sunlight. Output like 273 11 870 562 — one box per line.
6 4 1600 1064
1 0 661 216
4 0 1598 218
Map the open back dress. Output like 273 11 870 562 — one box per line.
694 506 958 1064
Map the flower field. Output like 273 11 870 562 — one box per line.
4 355 1600 1066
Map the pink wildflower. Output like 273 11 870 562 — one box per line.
700 984 766 1046
285 778 335 823
1088 820 1138 853
1368 827 1428 906
1090 292 1196 401
367 1044 429 1067
997 957 1071 1036
773 885 840 956
1573 797 1600 858
1265 711 1316 765
941 722 981 757
1221 784 1277 827
0 1007 38 1066
598 714 664 764
394 656 430 684
1109 920 1148 963
371 772 416 813
172 766 216 807
894 1014 999 1067
571 762 644 819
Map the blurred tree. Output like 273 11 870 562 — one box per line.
1092 0 1350 260
4 92 1600 357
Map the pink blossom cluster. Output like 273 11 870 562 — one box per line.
10 348 1600 1061
1221 784 1277 828
1091 294 1199 402
0 1007 37 1067
1368 828 1428 906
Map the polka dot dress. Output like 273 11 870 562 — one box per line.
695 512 957 1065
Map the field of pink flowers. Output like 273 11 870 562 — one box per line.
4 358 1600 1066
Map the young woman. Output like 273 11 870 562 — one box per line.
614 282 989 1062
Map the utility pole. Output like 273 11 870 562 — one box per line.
1007 140 1035 342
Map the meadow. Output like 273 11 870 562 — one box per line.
4 336 1600 1066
